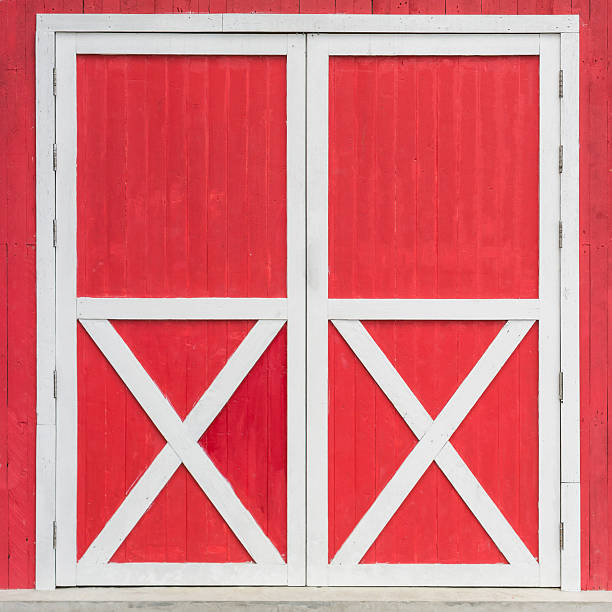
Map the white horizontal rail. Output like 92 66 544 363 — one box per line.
328 299 540 320
76 563 288 586
74 32 289 55
37 14 579 34
77 297 288 320
324 33 539 55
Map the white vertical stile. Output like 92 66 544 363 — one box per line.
560 31 580 592
538 33 562 588
54 32 78 587
35 21 57 590
306 33 330 587
286 33 307 586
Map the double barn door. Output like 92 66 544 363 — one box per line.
54 29 562 587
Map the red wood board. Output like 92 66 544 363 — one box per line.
0 0 608 589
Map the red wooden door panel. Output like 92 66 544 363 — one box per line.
55 34 307 587
307 34 560 588
328 56 540 565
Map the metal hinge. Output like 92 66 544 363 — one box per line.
559 371 564 403
52 521 57 549
559 145 564 173
52 219 57 248
560 522 565 550
52 66 57 96
559 69 564 98
53 143 57 172
559 220 563 249
53 369 57 399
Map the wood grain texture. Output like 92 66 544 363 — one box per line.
0 0 607 590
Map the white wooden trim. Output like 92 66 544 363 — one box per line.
35 25 57 591
76 563 288 586
37 13 579 34
306 33 329 587
332 320 538 569
560 31 580 592
326 563 539 587
538 33 562 588
331 321 534 566
286 34 307 587
561 482 581 591
78 319 284 568
74 32 289 55
54 32 78 587
328 299 540 320
77 298 288 320
324 33 539 55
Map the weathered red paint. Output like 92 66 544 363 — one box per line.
0 0 608 590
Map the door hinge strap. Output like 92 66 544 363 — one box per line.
559 220 563 249
53 369 57 399
559 144 564 173
559 371 564 403
560 522 565 550
559 69 564 98
53 66 57 96
53 521 57 549
53 143 57 172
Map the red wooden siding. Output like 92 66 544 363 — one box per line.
327 55 539 564
328 55 539 299
77 54 287 299
0 0 610 590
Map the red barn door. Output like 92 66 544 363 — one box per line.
54 33 306 586
306 34 561 587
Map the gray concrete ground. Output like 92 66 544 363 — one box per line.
1 588 612 611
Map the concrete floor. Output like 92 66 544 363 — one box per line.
1 588 612 611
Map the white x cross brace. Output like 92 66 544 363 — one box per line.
330 319 538 569
78 318 286 568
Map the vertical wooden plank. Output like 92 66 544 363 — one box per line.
55 32 78 586
560 30 580 591
538 33 562 588
286 33 307 585
35 22 57 590
306 32 329 586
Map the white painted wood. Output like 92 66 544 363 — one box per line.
560 31 580 592
37 12 223 33
54 32 78 588
538 33 562 589
327 563 539 587
37 13 579 34
331 321 534 566
77 298 288 320
328 299 540 320
306 33 330 587
74 32 289 55
76 563 287 586
324 33 539 55
332 320 538 569
78 319 285 568
286 34 307 587
561 482 581 591
35 24 57 591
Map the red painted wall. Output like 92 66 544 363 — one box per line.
0 0 606 590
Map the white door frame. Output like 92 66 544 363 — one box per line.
36 13 579 591
42 30 306 588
